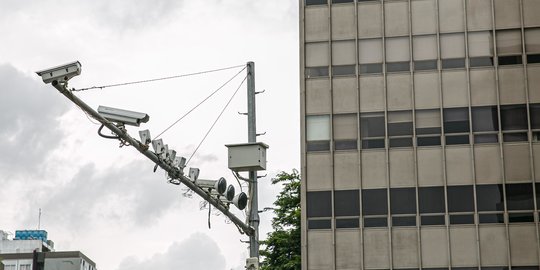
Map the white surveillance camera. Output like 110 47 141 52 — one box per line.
35 61 82 84
196 177 227 195
173 156 186 170
152 139 164 154
139 130 151 145
168 149 176 163
189 168 200 181
97 105 149 127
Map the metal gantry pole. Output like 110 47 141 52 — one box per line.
50 81 255 236
246 61 260 260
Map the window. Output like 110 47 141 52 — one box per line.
332 0 354 3
307 191 332 217
468 31 494 67
388 110 413 147
506 183 534 210
472 106 499 143
447 185 474 212
333 114 358 150
390 187 416 214
307 115 331 151
496 29 523 65
334 190 360 216
306 42 329 78
392 216 416 226
450 214 474 224
441 33 466 69
416 109 442 146
332 40 356 76
418 186 445 213
500 104 528 142
309 219 332 229
530 104 540 130
360 112 385 149
332 65 356 76
19 265 31 270
525 28 540 64
362 188 388 215
444 107 470 145
306 0 327 5
476 184 504 212
336 218 360 228
306 67 329 78
359 39 383 74
386 37 411 72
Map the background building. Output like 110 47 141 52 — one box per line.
0 230 96 270
299 0 540 269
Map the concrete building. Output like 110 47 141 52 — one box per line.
0 230 96 270
299 0 540 269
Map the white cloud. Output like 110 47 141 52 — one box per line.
116 232 226 270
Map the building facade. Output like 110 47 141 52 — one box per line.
300 0 540 269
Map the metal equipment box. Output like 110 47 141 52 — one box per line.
226 142 269 171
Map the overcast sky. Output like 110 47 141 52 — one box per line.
0 1 299 269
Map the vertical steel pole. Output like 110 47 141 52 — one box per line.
247 61 259 260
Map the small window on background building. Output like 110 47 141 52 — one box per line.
468 31 494 67
505 183 534 211
390 187 416 214
444 107 470 145
334 190 360 216
308 219 332 229
386 37 411 73
360 112 385 149
447 185 474 212
306 115 331 151
441 33 466 69
413 35 438 71
332 65 356 76
332 0 354 3
496 29 523 66
359 38 383 74
526 28 540 63
336 218 360 228
418 186 445 213
305 67 329 78
472 106 499 132
529 104 540 129
333 114 358 150
500 105 528 130
388 110 413 148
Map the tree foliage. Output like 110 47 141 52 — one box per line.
260 170 301 270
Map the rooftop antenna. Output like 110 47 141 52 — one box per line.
38 208 41 230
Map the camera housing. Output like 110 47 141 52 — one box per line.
97 105 149 127
36 61 82 84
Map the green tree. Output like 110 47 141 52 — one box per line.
260 170 301 270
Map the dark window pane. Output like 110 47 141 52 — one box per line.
481 267 509 270
363 217 388 227
499 55 523 65
332 0 354 3
479 213 504 223
306 0 327 5
390 138 413 148
536 183 540 209
336 218 360 228
390 188 416 214
528 54 540 64
388 122 413 136
450 214 474 224
442 58 466 69
414 60 438 70
417 136 441 146
472 106 499 132
307 191 332 217
503 133 528 142
416 127 442 135
386 62 410 72
447 185 474 212
362 188 388 215
506 183 534 210
307 141 330 151
452 268 479 270
421 215 446 225
470 57 494 67
445 135 470 145
333 65 356 76
360 63 383 74
335 140 357 150
508 212 534 223
530 104 540 129
335 190 360 216
444 108 470 133
308 219 332 229
362 139 385 149
476 185 504 211
474 134 499 143
305 67 329 78
511 266 539 270
419 186 445 213
361 113 385 138
392 216 416 226
501 104 528 130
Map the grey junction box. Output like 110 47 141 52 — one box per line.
226 142 269 171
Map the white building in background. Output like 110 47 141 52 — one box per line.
0 230 96 270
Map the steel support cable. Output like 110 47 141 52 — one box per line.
154 65 247 139
72 64 245 92
186 75 248 165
